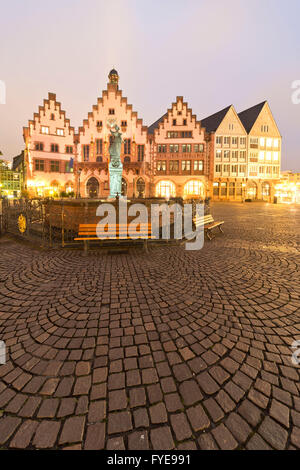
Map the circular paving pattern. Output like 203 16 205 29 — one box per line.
0 202 299 450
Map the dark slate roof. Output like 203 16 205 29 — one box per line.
148 113 168 135
200 105 232 132
238 101 266 133
12 152 24 171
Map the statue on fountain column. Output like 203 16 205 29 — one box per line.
108 123 123 198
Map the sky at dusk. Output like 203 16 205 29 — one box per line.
0 0 300 170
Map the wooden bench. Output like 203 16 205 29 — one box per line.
193 214 224 240
74 223 155 252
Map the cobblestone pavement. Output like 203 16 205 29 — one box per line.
0 202 300 450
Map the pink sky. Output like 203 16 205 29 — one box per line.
0 0 300 170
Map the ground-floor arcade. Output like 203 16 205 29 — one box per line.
212 178 279 202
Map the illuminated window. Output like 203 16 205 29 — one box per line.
266 138 272 147
260 137 265 146
273 152 279 161
156 180 176 198
274 139 279 148
216 150 222 158
266 151 272 161
182 160 191 171
56 129 64 136
184 180 204 196
157 161 166 171
41 126 49 134
259 151 265 160
169 160 179 171
194 161 203 171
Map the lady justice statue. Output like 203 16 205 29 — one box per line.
107 120 123 198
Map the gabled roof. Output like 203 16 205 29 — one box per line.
200 105 232 132
238 101 266 133
148 113 167 135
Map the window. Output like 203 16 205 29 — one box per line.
169 144 179 153
259 151 265 160
51 144 59 153
157 144 166 153
182 160 191 171
266 138 272 148
182 144 191 153
232 150 239 159
35 159 44 171
121 121 127 127
183 119 187 126
156 181 176 198
232 137 238 145
194 144 204 153
35 142 44 151
273 151 279 161
96 156 103 162
231 165 238 173
41 126 49 134
83 145 90 161
138 145 145 161
124 156 131 163
229 182 235 196
56 129 64 136
50 160 59 172
266 151 272 161
221 182 227 196
96 120 103 127
157 161 166 171
229 124 234 130
273 166 279 175
96 139 103 155
259 166 264 174
172 119 177 126
109 109 115 115
215 164 222 173
240 137 246 146
184 180 204 196
239 165 246 174
167 131 192 138
169 160 179 172
266 166 272 174
260 137 265 146
216 150 222 159
124 139 131 155
223 137 230 145
224 150 230 158
216 136 222 145
65 161 73 173
66 146 73 154
240 151 246 159
50 114 55 120
274 139 279 148
213 182 220 196
194 160 203 171
223 164 230 173
250 137 258 148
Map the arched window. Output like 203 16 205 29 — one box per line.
156 181 176 198
86 177 99 198
124 156 131 163
136 178 145 197
262 182 270 199
183 180 204 197
247 181 257 199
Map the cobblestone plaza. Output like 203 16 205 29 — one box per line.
0 202 299 450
